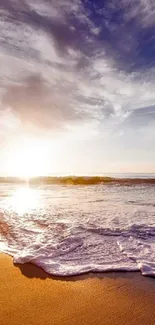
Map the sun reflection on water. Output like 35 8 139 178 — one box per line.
9 186 40 215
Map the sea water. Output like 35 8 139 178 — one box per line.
0 178 155 276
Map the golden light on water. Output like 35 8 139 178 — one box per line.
10 187 40 214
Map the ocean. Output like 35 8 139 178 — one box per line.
0 174 155 277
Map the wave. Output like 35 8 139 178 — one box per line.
1 219 155 277
0 183 155 277
1 176 155 185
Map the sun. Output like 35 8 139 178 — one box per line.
6 137 49 178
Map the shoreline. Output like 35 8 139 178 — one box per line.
1 253 155 325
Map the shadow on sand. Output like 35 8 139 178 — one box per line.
15 262 51 280
14 261 155 283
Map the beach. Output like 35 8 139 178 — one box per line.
1 253 155 325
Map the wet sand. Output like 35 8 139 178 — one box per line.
0 253 155 325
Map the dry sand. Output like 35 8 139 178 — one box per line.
0 253 155 325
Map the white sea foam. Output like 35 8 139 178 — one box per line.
0 183 155 276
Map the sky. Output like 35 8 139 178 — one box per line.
0 0 155 175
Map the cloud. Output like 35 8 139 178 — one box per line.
0 0 155 142
124 105 155 128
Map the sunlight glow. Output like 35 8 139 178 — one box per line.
10 187 40 215
5 137 50 178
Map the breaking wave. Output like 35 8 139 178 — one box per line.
0 182 155 277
